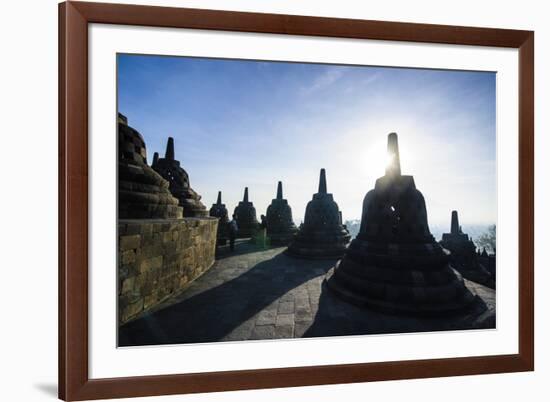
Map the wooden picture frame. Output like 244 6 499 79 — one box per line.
59 1 534 400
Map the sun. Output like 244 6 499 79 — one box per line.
362 139 397 177
360 132 417 179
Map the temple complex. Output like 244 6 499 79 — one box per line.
152 137 208 218
209 191 229 246
287 169 351 259
233 187 260 238
440 211 495 288
265 181 298 245
117 115 217 325
326 133 484 315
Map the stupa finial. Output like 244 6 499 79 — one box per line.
318 169 327 194
152 152 159 167
165 137 175 160
243 187 249 202
385 132 401 177
451 210 459 234
216 191 222 205
277 181 283 200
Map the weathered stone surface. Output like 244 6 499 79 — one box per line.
327 133 484 315
233 187 260 238
266 181 298 245
209 191 229 246
440 211 495 288
119 235 141 251
118 217 218 325
287 169 350 259
118 114 183 219
152 137 208 218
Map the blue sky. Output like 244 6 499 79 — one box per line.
118 54 496 226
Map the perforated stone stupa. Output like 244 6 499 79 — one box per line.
209 191 229 246
326 133 483 315
118 113 182 219
152 137 208 217
440 211 495 288
265 181 298 245
233 187 260 238
287 169 351 259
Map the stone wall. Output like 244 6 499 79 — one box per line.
118 217 218 324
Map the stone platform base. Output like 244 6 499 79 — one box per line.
267 232 296 246
286 229 350 259
325 266 483 317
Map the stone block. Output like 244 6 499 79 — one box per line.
119 234 141 251
256 309 277 326
121 250 136 264
276 314 295 327
121 298 144 323
162 231 173 243
250 325 276 340
274 325 294 338
139 256 163 274
121 276 136 294
125 223 142 235
295 307 313 323
144 293 159 309
119 264 131 280
140 223 153 235
278 301 295 314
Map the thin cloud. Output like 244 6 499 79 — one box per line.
300 68 347 95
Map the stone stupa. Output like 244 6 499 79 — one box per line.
287 169 351 259
326 133 483 315
118 113 182 219
440 211 495 288
209 191 229 246
265 181 298 245
152 137 208 217
233 187 260 238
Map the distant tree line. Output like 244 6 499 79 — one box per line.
475 224 496 253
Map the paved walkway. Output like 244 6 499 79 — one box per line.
119 241 495 346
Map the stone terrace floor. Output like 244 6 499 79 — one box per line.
119 240 496 346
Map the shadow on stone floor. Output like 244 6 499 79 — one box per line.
303 280 494 338
119 250 335 346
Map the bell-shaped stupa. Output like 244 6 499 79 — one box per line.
265 181 298 245
326 133 482 315
440 211 495 288
152 137 208 217
233 187 260 238
118 113 182 219
287 169 351 258
209 191 229 246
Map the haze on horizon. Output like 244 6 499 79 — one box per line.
118 54 497 228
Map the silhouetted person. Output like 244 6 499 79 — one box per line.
228 214 239 251
257 214 268 249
